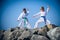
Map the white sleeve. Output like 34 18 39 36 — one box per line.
17 13 23 20
33 12 40 17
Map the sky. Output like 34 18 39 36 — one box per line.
0 0 60 30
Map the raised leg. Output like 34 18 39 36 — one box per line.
34 18 44 29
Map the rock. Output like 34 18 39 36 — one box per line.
47 27 60 40
8 27 20 32
32 28 39 34
3 30 13 40
0 30 5 40
8 30 23 40
38 28 47 36
35 24 56 36
45 24 57 30
33 27 48 36
0 24 59 40
3 27 24 40
31 35 49 40
18 30 33 40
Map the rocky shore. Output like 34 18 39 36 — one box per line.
0 24 60 40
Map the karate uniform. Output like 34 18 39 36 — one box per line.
33 8 51 28
17 11 31 29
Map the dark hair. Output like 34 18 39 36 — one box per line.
23 8 27 13
40 7 45 11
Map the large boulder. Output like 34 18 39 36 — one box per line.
3 30 13 40
0 30 5 40
0 24 59 40
3 27 24 40
38 28 47 36
8 29 23 40
32 27 48 36
45 24 57 30
18 30 33 40
32 24 57 36
31 35 49 40
32 28 39 34
47 27 60 40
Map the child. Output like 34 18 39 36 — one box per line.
33 6 51 29
17 8 31 29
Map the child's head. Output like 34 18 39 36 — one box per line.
40 6 45 11
23 8 27 13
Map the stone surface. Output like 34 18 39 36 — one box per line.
0 24 59 40
18 30 32 40
31 35 49 40
47 27 60 40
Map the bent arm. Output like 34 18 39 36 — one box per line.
33 12 40 18
17 13 23 20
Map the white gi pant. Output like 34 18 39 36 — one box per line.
34 17 51 28
18 18 31 29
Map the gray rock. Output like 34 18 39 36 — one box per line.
0 24 59 40
3 27 24 40
31 35 49 40
8 30 23 40
8 27 20 32
32 27 47 36
38 27 48 36
3 30 13 40
0 30 5 40
44 24 57 31
32 28 39 34
18 30 33 40
47 27 60 40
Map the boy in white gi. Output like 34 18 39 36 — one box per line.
17 8 31 29
33 6 51 28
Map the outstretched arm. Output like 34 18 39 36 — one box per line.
33 12 40 18
17 13 23 21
